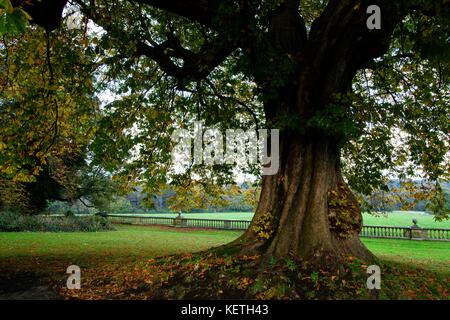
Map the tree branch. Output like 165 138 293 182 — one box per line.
75 1 236 85
129 0 221 27
78 197 96 208
298 0 449 111
12 0 68 31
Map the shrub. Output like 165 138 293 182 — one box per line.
0 211 115 232
0 210 21 231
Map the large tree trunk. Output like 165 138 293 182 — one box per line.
233 130 374 268
225 0 393 268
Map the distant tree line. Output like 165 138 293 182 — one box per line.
2 175 448 217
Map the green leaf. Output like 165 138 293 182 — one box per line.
0 0 13 13
0 13 9 34
0 8 28 35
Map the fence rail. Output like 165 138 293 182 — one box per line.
107 215 251 230
107 215 450 241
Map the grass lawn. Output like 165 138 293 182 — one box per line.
0 225 448 275
117 211 450 228
0 225 448 299
361 238 450 275
0 225 242 268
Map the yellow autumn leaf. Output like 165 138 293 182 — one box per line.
4 166 14 175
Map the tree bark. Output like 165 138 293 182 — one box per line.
232 129 374 268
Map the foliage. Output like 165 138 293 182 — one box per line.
0 23 99 181
358 180 450 220
328 184 361 238
426 185 450 221
242 184 261 209
62 163 123 213
0 210 114 232
252 212 276 239
0 13 113 213
166 183 242 213
0 177 29 212
0 0 30 35
343 9 450 208
0 21 129 213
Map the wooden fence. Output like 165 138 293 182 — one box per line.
107 214 450 241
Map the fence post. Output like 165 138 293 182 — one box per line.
410 219 428 240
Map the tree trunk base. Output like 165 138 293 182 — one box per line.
217 233 375 274
222 137 376 271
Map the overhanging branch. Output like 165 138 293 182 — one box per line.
74 1 237 85
299 0 448 107
129 0 221 27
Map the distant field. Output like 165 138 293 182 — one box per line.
117 211 450 228
362 211 450 228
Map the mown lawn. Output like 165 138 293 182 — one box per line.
0 225 448 276
0 225 242 268
117 211 450 228
0 225 448 299
361 238 450 275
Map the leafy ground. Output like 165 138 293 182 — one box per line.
0 225 448 299
118 211 450 228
